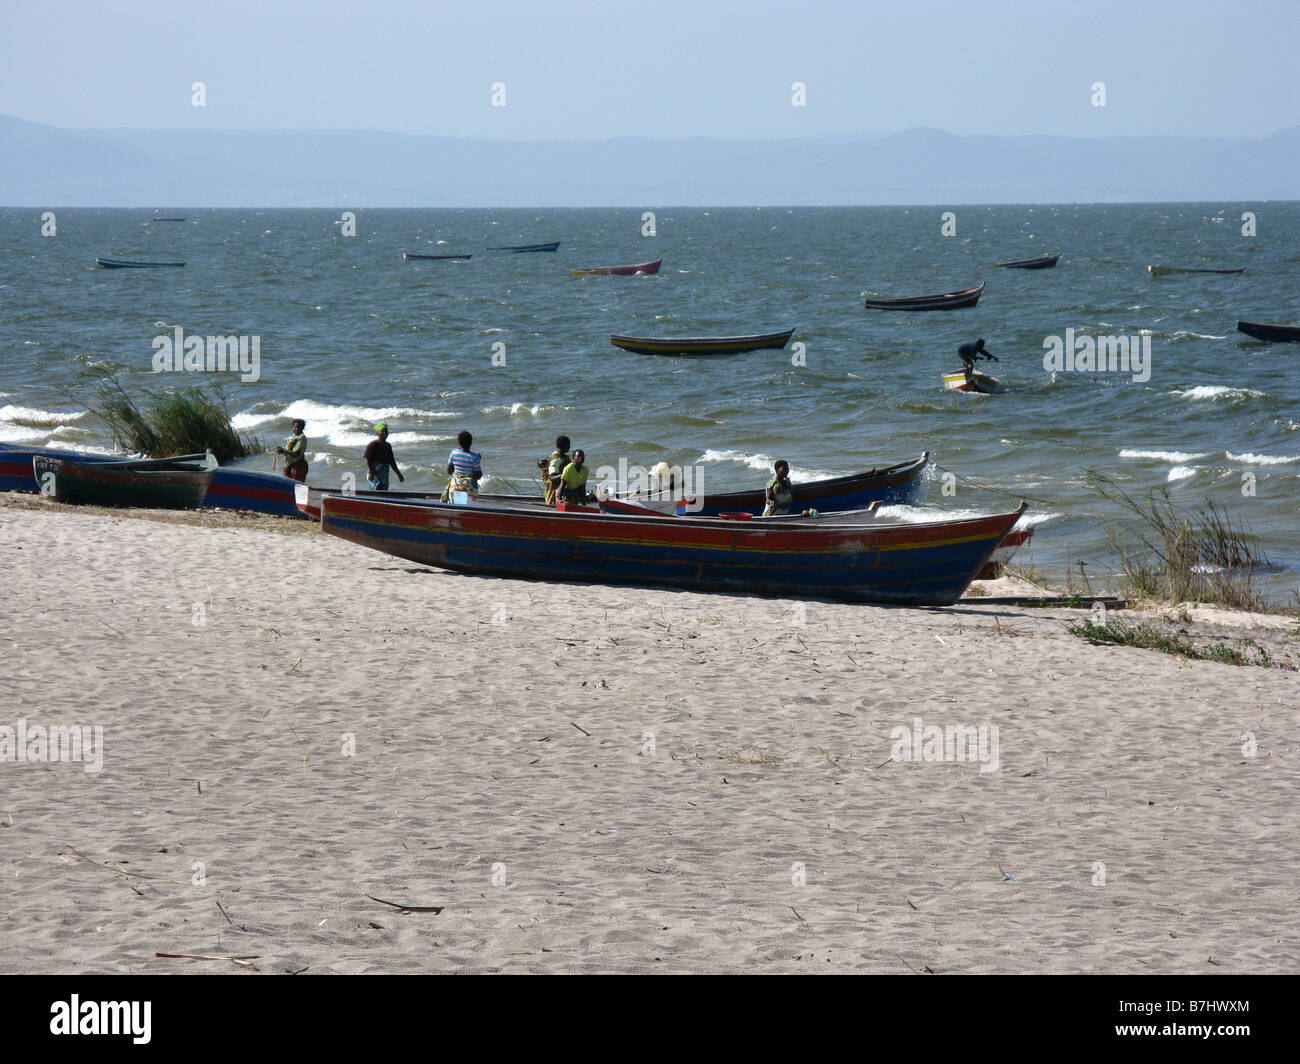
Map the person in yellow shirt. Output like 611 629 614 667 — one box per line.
538 434 571 506
276 419 308 481
558 449 591 503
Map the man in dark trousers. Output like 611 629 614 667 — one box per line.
958 338 998 382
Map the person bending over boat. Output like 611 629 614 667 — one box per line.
276 419 309 481
364 423 405 491
764 460 794 517
958 338 998 382
558 449 592 503
444 430 483 498
538 434 571 506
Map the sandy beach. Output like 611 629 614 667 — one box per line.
1 493 1297 975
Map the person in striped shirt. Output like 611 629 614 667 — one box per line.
444 430 483 497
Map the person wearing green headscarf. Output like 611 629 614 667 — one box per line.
364 422 405 491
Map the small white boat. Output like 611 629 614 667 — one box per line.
942 369 1001 394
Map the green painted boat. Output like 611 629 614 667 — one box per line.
33 453 215 508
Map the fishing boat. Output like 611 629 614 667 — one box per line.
571 258 662 277
862 282 984 311
1236 320 1300 342
1148 265 1245 277
294 484 553 520
2 444 306 516
942 370 1000 394
996 254 1059 269
404 252 472 260
977 525 1034 580
96 257 185 268
486 242 560 253
33 454 214 508
296 453 928 522
318 492 1026 606
610 328 795 356
149 217 186 222
618 453 929 515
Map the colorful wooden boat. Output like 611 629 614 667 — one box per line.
1 444 304 516
33 454 214 508
942 370 1000 393
977 525 1034 580
297 453 928 522
571 258 662 277
486 242 560 253
404 252 472 260
610 328 795 356
997 254 1059 269
96 257 186 268
1236 320 1300 342
319 493 1026 606
1148 265 1245 277
862 282 984 311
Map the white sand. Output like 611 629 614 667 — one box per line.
1 496 1297 974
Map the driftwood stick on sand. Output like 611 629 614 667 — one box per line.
365 894 444 914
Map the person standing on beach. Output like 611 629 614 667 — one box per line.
763 460 794 516
276 419 309 481
445 430 483 498
558 449 591 503
958 338 997 383
539 434 571 506
364 423 404 491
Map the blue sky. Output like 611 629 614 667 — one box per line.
1 0 1296 139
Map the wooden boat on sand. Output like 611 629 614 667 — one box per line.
977 525 1034 580
318 492 1027 605
294 453 930 521
1236 320 1300 342
610 328 795 356
97 257 186 268
996 254 1059 269
571 258 662 277
33 453 214 508
862 282 984 311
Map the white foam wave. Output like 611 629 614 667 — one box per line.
1173 386 1265 401
0 405 87 425
1166 466 1197 482
1225 451 1298 466
281 399 456 423
697 448 842 481
1119 448 1210 462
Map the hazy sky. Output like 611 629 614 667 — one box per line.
1 0 1296 140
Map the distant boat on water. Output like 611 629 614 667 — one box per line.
1148 265 1245 276
149 217 186 222
487 242 560 253
862 282 984 311
404 252 472 260
571 258 662 277
996 253 1059 269
1236 320 1300 342
97 257 185 268
610 327 795 356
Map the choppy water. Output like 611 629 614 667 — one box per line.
2 204 1298 600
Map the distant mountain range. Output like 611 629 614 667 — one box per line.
3 114 1297 206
